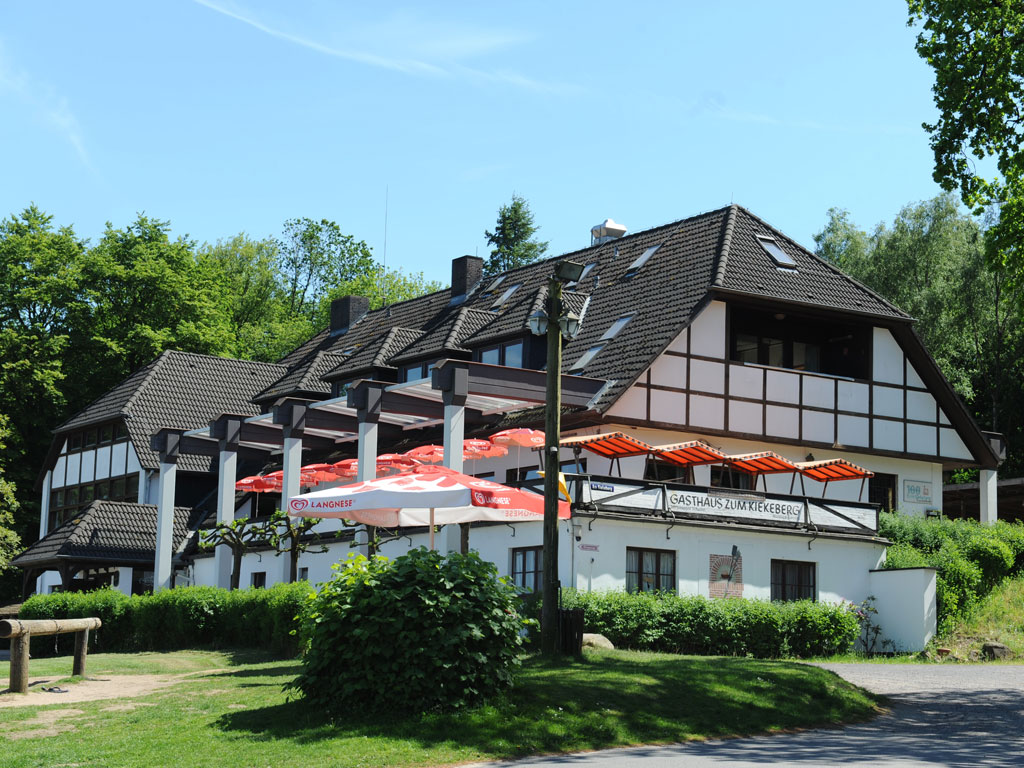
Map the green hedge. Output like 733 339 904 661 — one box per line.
19 582 312 657
879 513 1024 634
558 590 859 658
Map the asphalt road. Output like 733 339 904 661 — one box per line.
486 663 1024 768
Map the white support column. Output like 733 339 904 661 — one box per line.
154 459 177 591
39 470 51 540
438 364 468 554
442 403 465 474
356 419 378 483
37 470 52 594
215 447 237 589
351 382 383 556
279 431 303 584
980 468 998 525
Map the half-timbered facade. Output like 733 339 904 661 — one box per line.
19 204 1002 650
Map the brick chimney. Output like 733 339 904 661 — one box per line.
329 295 370 334
450 255 483 305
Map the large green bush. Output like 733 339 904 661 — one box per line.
559 590 858 658
879 512 1024 634
20 582 311 657
291 549 528 715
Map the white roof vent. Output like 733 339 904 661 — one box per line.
591 218 627 245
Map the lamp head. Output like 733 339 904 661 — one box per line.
554 259 585 283
527 309 548 336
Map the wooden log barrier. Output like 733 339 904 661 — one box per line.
1 617 102 694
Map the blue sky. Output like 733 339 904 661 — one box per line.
1 2 942 286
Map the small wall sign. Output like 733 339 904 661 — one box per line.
578 543 599 551
903 480 933 504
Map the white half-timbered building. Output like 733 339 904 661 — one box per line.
16 205 1004 651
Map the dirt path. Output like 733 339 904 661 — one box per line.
0 668 227 708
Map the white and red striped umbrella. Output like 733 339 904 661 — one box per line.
287 464 570 548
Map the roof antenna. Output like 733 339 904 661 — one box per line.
381 185 389 308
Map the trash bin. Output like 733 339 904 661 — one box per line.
558 608 584 656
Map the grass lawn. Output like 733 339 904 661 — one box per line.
941 577 1024 659
1 648 878 767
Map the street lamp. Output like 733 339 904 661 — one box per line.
532 259 584 656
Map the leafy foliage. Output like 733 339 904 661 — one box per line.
879 512 1024 633
0 205 440 593
291 549 528 714
483 194 548 277
557 590 859 658
908 1 1024 277
200 515 274 590
814 196 1024 474
0 415 21 575
19 582 311 656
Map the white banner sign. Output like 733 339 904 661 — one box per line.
584 482 876 532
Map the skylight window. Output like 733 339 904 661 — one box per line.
756 235 797 268
624 245 660 278
570 344 604 372
600 313 634 341
482 275 506 295
491 283 521 309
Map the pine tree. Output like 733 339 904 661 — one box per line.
483 195 548 277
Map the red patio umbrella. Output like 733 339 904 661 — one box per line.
376 453 421 474
287 464 570 549
403 444 446 464
490 428 545 476
235 475 277 493
463 439 508 460
301 463 344 486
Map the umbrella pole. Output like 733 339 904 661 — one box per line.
429 508 435 550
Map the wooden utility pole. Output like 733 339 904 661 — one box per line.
540 277 563 657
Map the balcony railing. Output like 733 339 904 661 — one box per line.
518 473 880 536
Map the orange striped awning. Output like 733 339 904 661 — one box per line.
795 459 874 482
653 441 728 467
559 432 654 459
726 451 799 475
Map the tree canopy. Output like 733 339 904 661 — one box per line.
483 194 548 277
0 205 440 595
908 0 1024 275
815 194 1024 476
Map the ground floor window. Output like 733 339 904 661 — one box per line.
770 559 816 601
511 546 543 592
626 547 676 593
869 473 898 511
250 571 266 589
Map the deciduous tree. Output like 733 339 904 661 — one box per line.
908 0 1024 274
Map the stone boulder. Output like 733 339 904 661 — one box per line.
582 633 615 650
982 641 1012 661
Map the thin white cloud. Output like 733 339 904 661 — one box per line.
193 0 568 93
0 45 96 173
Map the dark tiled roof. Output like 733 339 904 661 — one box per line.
714 206 907 319
263 205 911 414
391 307 494 363
58 351 286 472
12 500 192 568
253 350 346 404
322 326 422 381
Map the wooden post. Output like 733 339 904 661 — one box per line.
541 277 563 657
73 629 89 677
9 632 30 694
1 617 101 694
